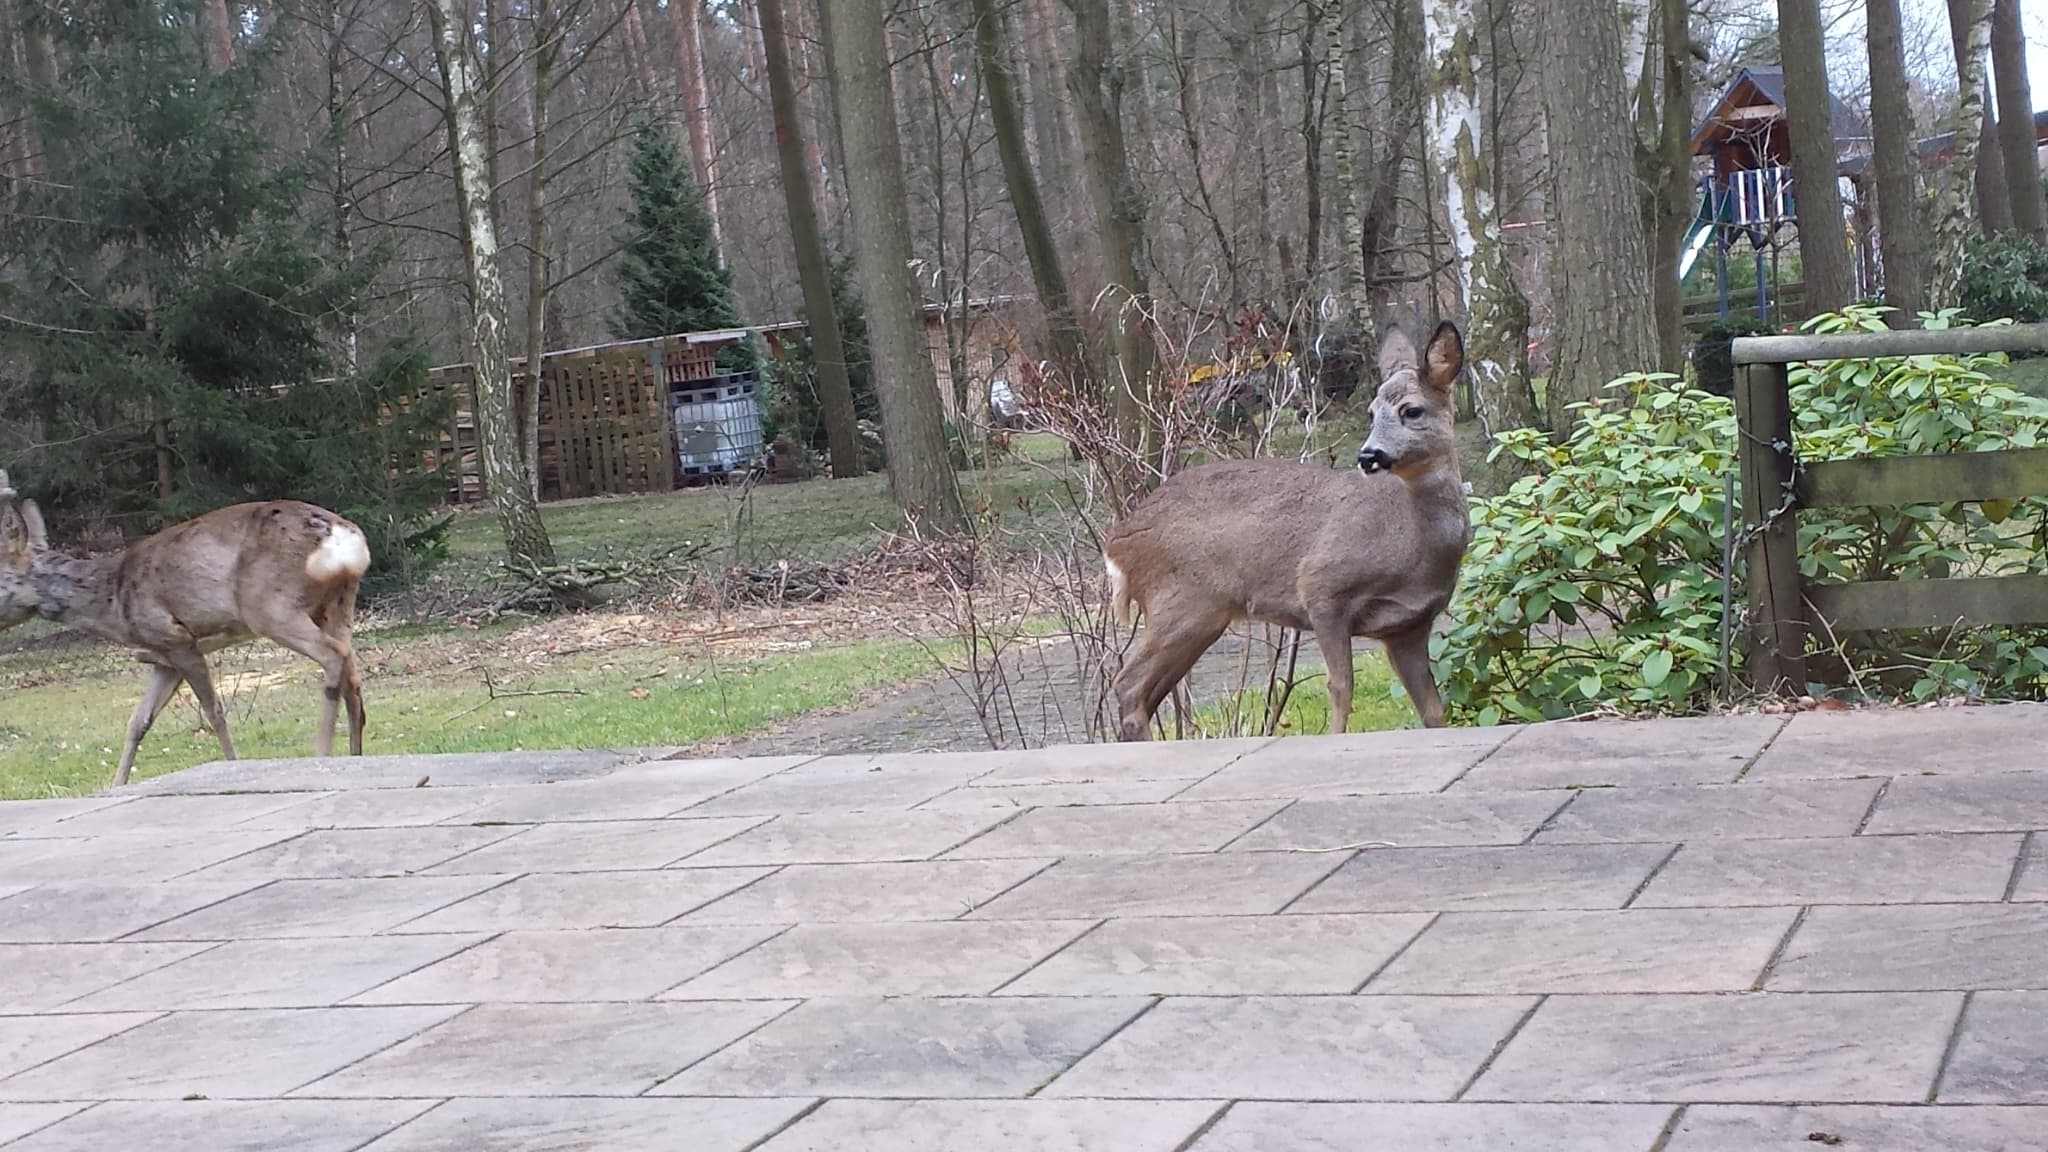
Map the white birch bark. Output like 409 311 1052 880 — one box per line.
1423 0 1538 434
1932 0 1994 307
424 0 554 563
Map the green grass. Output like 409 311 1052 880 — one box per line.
1184 651 1414 737
0 625 945 799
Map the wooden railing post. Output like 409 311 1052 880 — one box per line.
1734 360 1807 695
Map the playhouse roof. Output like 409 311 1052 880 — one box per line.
1689 67 1868 157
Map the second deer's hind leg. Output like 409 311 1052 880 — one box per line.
1310 619 1356 735
1112 597 1230 741
317 585 365 755
258 612 356 758
114 662 186 787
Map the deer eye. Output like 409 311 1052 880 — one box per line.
1400 404 1426 422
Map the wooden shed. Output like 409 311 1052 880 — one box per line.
426 329 753 504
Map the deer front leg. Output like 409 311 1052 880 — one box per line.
115 663 186 787
1382 624 1447 728
165 647 238 761
1310 621 1355 735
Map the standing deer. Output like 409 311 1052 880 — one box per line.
0 473 371 785
1103 321 1472 739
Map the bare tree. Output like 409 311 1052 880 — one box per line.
818 0 963 527
1951 0 2011 235
1645 0 1693 372
759 0 860 477
1067 0 1157 446
970 0 1091 393
1539 0 1656 424
1868 0 1927 319
1992 0 2044 238
1774 0 1853 313
1935 0 1996 304
425 0 555 563
1425 0 1537 433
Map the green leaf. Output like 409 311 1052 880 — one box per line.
1983 498 2015 524
1677 489 1704 515
1642 648 1674 688
1578 673 1603 699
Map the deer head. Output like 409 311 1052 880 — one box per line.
0 470 51 629
1356 322 1464 481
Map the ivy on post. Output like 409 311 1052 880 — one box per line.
1734 357 1807 695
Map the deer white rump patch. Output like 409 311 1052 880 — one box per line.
1105 556 1133 624
307 523 371 582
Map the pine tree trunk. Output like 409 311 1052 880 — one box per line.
1425 0 1537 434
201 0 235 72
1538 0 1656 426
620 0 661 100
1649 0 1692 372
1993 0 2044 237
761 0 861 478
971 0 1092 394
667 0 724 253
818 0 964 528
1068 0 1158 449
425 0 555 564
1775 0 1855 313
1868 0 1928 319
1936 0 1996 305
1951 0 2010 235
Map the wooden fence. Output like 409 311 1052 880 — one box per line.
426 333 732 504
1733 323 2048 693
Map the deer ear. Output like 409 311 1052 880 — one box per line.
1423 321 1465 397
1377 328 1419 384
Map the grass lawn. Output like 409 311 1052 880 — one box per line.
0 623 945 799
1186 652 1414 737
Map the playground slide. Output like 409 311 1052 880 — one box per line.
1677 217 1715 281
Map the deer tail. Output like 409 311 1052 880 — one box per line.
1104 555 1136 624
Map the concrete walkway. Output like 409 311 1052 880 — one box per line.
0 706 2045 1150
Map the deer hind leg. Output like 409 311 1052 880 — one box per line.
1112 597 1230 741
318 585 365 756
1381 624 1447 728
1310 620 1356 735
259 612 354 758
164 646 237 762
114 662 186 787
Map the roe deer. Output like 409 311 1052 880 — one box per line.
0 473 372 785
1102 321 1472 738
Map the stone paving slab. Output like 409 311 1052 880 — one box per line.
0 704 2046 1148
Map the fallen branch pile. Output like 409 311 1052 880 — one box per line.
490 542 713 616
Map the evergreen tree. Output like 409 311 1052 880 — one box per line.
0 0 445 569
612 119 752 367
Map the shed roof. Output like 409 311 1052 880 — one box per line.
1690 67 1869 157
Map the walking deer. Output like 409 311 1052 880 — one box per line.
1103 321 1472 739
0 473 372 785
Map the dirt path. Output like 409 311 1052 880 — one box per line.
706 631 1332 756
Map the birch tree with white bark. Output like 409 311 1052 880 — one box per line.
1423 0 1538 435
424 0 556 563
1933 0 1995 306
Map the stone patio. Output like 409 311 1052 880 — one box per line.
1 705 2045 1150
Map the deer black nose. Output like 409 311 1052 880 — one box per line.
1358 447 1392 473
